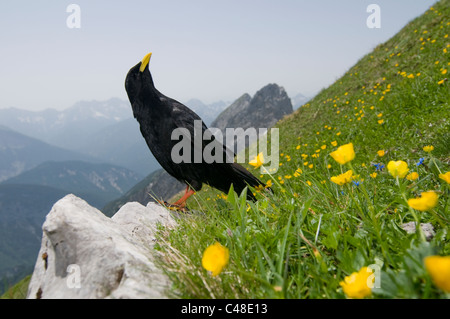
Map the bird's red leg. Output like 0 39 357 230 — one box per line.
172 186 195 208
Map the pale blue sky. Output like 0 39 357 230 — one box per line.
0 0 437 111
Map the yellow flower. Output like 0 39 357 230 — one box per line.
406 172 419 181
254 185 264 191
423 145 434 152
438 79 444 85
387 160 409 178
330 143 355 165
340 267 374 299
439 172 450 184
377 150 385 157
378 119 384 125
321 145 327 150
331 170 353 185
308 164 314 169
331 141 338 147
370 172 377 178
249 152 264 169
266 179 273 187
202 242 229 276
424 256 450 292
306 181 312 186
407 191 438 211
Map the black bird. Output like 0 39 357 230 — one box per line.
125 53 265 209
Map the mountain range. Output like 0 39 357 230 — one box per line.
0 125 97 182
2 160 142 209
0 98 232 177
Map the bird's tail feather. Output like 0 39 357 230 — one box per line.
229 163 265 201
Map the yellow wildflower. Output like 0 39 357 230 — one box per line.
331 170 353 185
331 141 338 147
266 179 273 188
423 145 434 152
438 79 445 85
387 160 409 178
439 172 450 184
370 172 377 178
378 119 384 125
406 172 419 181
330 143 355 165
340 267 374 299
407 191 438 211
377 150 385 157
249 152 264 169
202 242 229 276
424 256 450 292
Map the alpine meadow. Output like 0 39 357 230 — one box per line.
154 1 450 299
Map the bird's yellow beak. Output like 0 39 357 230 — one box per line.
139 52 152 72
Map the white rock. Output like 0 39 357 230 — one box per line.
27 194 175 299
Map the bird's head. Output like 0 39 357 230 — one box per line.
125 52 154 112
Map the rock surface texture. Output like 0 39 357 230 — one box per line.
27 194 175 299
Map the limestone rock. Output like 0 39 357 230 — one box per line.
400 222 435 241
27 194 175 299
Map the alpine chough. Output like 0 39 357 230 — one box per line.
125 52 265 209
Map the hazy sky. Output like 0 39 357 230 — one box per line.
0 0 437 111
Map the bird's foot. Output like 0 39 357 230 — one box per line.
157 200 188 212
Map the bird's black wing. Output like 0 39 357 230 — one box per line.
169 99 263 200
170 99 235 162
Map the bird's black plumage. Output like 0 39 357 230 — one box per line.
125 54 264 204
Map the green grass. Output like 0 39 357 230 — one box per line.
155 0 450 299
0 275 30 299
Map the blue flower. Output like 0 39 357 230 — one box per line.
372 163 385 171
353 181 361 187
416 158 425 166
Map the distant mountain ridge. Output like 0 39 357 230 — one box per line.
2 160 142 209
211 83 293 132
0 98 132 150
211 83 293 153
0 98 229 177
184 99 228 125
0 126 98 182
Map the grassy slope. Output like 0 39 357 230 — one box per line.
1 275 30 299
157 1 449 299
